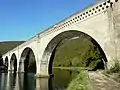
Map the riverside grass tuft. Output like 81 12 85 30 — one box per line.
109 60 120 73
102 60 120 83
66 70 92 90
105 60 120 74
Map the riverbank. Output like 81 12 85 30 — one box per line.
89 71 120 90
66 61 120 90
53 67 92 71
66 70 92 90
66 70 120 90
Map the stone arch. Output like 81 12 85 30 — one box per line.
10 53 17 72
19 47 36 73
42 30 107 75
5 56 9 70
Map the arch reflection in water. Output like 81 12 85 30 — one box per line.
35 69 77 90
14 73 36 90
0 69 78 90
0 73 5 90
0 72 16 90
14 73 24 90
0 73 36 90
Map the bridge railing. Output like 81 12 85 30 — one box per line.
38 0 113 38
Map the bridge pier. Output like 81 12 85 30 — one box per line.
17 57 25 73
8 64 13 72
8 67 11 71
35 61 49 78
35 68 49 78
104 0 120 68
8 69 14 73
35 73 49 78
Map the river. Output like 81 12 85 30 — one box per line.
0 68 79 90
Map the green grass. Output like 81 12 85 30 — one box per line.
0 41 24 55
66 70 92 90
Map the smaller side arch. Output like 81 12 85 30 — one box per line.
0 55 3 66
10 53 17 72
4 56 9 70
19 47 37 73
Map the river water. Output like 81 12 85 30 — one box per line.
0 69 79 90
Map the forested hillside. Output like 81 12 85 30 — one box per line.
0 41 24 55
53 38 104 69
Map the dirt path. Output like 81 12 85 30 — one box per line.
88 71 120 90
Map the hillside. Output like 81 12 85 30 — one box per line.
0 41 25 55
53 37 103 69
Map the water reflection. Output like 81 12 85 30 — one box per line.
0 69 79 90
36 77 49 90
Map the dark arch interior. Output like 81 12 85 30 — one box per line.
5 56 8 69
0 56 3 67
10 53 17 72
0 52 3 66
20 47 36 73
42 30 107 75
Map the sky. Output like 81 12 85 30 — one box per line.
0 0 97 41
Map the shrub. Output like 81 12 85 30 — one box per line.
66 70 92 90
105 60 120 74
109 61 120 73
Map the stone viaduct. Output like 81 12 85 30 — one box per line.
2 0 120 77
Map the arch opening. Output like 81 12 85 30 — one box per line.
5 56 8 70
0 57 3 66
42 30 107 75
10 53 17 73
19 47 36 73
0 55 3 72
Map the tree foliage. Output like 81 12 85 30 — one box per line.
53 38 103 70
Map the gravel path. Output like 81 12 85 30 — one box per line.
88 71 120 90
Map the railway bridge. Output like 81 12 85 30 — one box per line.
2 0 120 77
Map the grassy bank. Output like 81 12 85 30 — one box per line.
66 70 92 90
66 61 120 90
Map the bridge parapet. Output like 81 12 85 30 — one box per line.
18 36 37 49
39 0 114 38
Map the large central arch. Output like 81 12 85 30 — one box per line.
19 47 36 73
42 30 107 75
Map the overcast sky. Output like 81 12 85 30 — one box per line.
0 0 96 41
